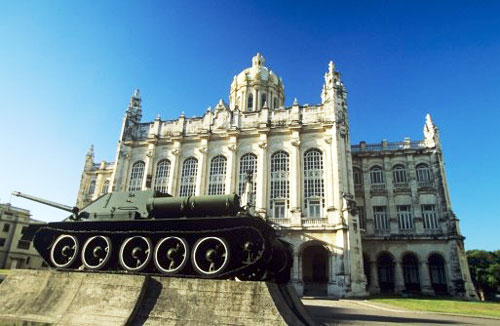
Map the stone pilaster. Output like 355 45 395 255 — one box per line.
196 138 208 195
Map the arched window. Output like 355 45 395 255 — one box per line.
428 254 447 294
370 166 385 188
154 159 171 193
101 180 109 195
208 155 227 195
238 153 257 196
353 167 363 186
88 180 96 195
261 93 267 109
270 151 289 218
179 157 198 196
247 94 253 111
128 161 145 191
304 149 325 218
416 164 432 184
403 254 420 293
393 164 407 184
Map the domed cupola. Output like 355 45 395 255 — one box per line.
229 53 285 112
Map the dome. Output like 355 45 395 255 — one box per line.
229 53 285 112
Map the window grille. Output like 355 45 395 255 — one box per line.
101 180 110 195
208 155 227 195
353 168 363 185
270 151 289 218
154 159 171 193
304 149 325 218
238 153 257 196
179 157 198 196
422 204 438 229
88 180 96 195
370 166 385 185
416 164 432 183
358 206 366 229
373 206 389 230
128 161 145 191
393 165 407 183
397 205 413 229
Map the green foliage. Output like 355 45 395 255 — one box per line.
467 250 500 300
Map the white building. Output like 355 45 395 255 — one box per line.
77 54 476 299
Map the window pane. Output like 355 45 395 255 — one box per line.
208 155 227 195
129 161 145 191
180 158 198 196
154 160 171 193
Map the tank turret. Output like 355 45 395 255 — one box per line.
13 190 291 283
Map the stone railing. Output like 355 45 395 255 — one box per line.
301 218 328 227
374 228 390 236
352 140 427 153
418 181 434 189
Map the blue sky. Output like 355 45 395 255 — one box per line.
0 1 499 250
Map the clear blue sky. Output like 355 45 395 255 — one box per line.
0 1 498 250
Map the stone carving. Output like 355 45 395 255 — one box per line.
342 192 358 215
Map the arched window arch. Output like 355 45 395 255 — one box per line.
128 161 145 191
154 159 171 193
101 180 110 195
416 164 433 184
304 149 325 218
208 155 227 195
247 94 253 111
238 153 257 196
270 151 289 218
88 180 96 195
261 93 267 109
393 164 407 184
370 166 385 186
179 157 198 196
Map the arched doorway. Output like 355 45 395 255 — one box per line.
302 245 329 296
429 254 448 294
377 252 394 293
403 254 420 293
363 254 371 290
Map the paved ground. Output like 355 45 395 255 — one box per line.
302 298 500 326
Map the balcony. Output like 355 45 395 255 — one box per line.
398 228 416 235
393 182 411 193
370 183 387 196
301 218 328 228
422 228 442 236
374 228 390 236
418 181 435 190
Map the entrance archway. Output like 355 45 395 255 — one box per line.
377 252 394 293
403 253 420 293
429 254 448 294
302 245 329 296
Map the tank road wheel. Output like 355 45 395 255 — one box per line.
192 237 230 276
119 236 153 272
81 235 112 270
154 236 189 275
50 235 79 268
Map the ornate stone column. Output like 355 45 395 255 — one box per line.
289 132 301 226
394 260 405 294
196 138 208 195
255 134 268 217
168 143 181 195
419 261 435 295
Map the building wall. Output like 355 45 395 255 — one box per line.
0 204 45 270
75 54 475 299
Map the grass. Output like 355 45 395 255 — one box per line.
368 296 500 318
0 269 10 276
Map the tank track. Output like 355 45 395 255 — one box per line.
32 216 284 281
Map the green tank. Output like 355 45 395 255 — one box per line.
14 190 291 282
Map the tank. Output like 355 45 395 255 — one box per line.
13 190 292 283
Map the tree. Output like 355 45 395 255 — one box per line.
467 250 500 301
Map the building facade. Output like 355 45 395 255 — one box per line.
0 203 45 270
77 54 476 299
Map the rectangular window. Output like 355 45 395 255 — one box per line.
373 206 389 230
17 240 30 250
353 170 362 185
422 204 438 229
358 206 366 229
273 200 286 218
308 199 321 218
397 205 414 229
2 223 10 232
0 238 5 247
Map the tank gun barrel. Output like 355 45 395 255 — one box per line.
12 191 79 214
